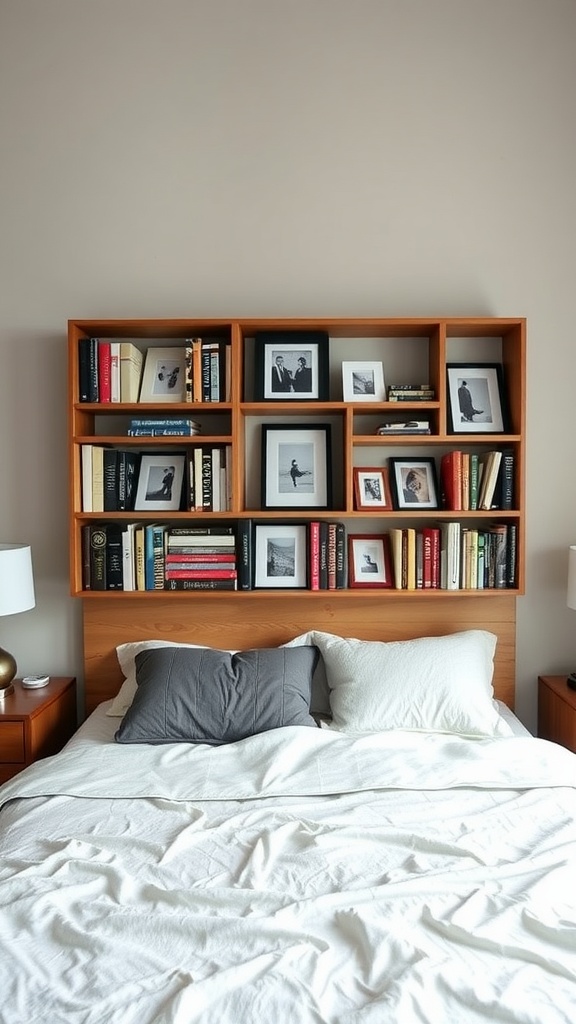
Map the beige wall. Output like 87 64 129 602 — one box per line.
1 0 575 730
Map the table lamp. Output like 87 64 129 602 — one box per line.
566 545 576 689
0 543 36 699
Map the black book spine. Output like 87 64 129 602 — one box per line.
201 450 212 510
88 337 99 402
236 519 253 590
78 338 91 402
81 524 91 589
90 525 107 590
506 523 517 587
103 450 119 512
164 578 237 591
201 345 211 402
105 524 124 590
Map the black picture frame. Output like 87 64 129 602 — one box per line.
261 424 332 510
254 331 329 401
389 457 439 510
446 363 507 434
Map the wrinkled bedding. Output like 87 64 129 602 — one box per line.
1 707 576 1024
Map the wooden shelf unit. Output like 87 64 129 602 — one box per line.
68 316 526 598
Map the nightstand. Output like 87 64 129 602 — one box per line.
0 676 77 783
538 675 576 754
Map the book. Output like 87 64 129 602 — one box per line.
164 578 238 591
506 523 517 588
478 451 503 510
388 395 435 403
469 453 479 510
319 521 329 590
117 450 141 512
89 525 107 590
152 524 167 590
389 528 403 589
129 418 201 428
168 526 235 535
308 521 320 590
165 552 236 563
405 528 416 590
78 338 92 402
105 524 123 590
387 388 435 398
489 523 508 589
201 450 212 509
98 341 112 402
386 383 432 391
91 445 108 513
164 560 237 571
81 525 91 589
103 449 119 512
334 522 346 589
166 545 238 555
144 524 158 590
164 569 238 580
134 524 146 591
120 343 144 403
110 342 120 402
81 444 93 512
121 523 137 591
440 451 462 511
377 421 430 434
327 523 337 589
193 447 204 511
440 521 461 590
236 519 253 591
493 448 514 510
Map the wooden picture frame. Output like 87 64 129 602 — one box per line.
139 347 187 403
342 361 386 402
348 533 393 588
389 456 439 510
134 454 185 511
253 523 308 588
261 424 332 510
254 331 329 401
446 363 506 434
353 466 393 511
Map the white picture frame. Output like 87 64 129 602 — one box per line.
253 523 308 588
342 361 386 402
139 347 187 403
261 424 332 510
134 454 185 511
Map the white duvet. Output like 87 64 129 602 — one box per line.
1 715 576 1024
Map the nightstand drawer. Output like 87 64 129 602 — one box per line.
0 721 25 763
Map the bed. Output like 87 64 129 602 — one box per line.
1 594 576 1023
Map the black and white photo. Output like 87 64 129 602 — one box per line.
139 347 187 402
348 534 393 588
389 457 439 511
253 524 308 588
342 361 386 402
134 454 185 511
446 363 506 434
261 424 331 510
353 467 393 511
254 331 329 401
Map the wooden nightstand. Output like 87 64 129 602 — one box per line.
0 676 77 783
538 675 576 754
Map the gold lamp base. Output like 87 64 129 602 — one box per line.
0 646 17 699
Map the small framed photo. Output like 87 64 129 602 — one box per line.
254 331 329 401
446 363 506 434
353 467 393 511
389 457 439 510
348 534 393 588
134 454 185 511
254 523 308 588
342 361 386 402
139 347 187 402
261 424 332 510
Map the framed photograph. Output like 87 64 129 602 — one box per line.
446 363 506 433
254 331 329 401
353 466 393 511
253 523 308 588
389 457 439 510
348 534 393 589
139 347 187 402
342 361 386 402
261 424 332 510
134 454 185 511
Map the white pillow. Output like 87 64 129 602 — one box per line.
288 629 512 738
107 640 237 717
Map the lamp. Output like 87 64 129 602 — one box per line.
0 544 36 698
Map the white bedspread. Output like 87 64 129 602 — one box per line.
1 721 576 1023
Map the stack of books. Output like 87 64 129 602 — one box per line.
164 527 237 590
387 384 435 402
127 418 201 436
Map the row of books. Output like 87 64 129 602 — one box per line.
388 522 517 590
78 340 144 403
81 444 232 513
184 338 231 403
82 525 239 592
440 449 514 511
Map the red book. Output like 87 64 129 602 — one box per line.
440 450 462 511
308 521 320 590
98 341 111 402
164 569 238 579
165 552 235 563
421 527 441 589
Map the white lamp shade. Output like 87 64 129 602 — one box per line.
0 544 36 616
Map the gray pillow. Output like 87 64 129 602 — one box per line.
115 645 319 745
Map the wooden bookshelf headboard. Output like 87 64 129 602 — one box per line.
82 593 516 716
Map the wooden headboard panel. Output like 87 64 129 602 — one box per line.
82 593 516 716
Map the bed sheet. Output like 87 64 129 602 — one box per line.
0 712 575 1024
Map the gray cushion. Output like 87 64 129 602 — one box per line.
115 645 319 745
